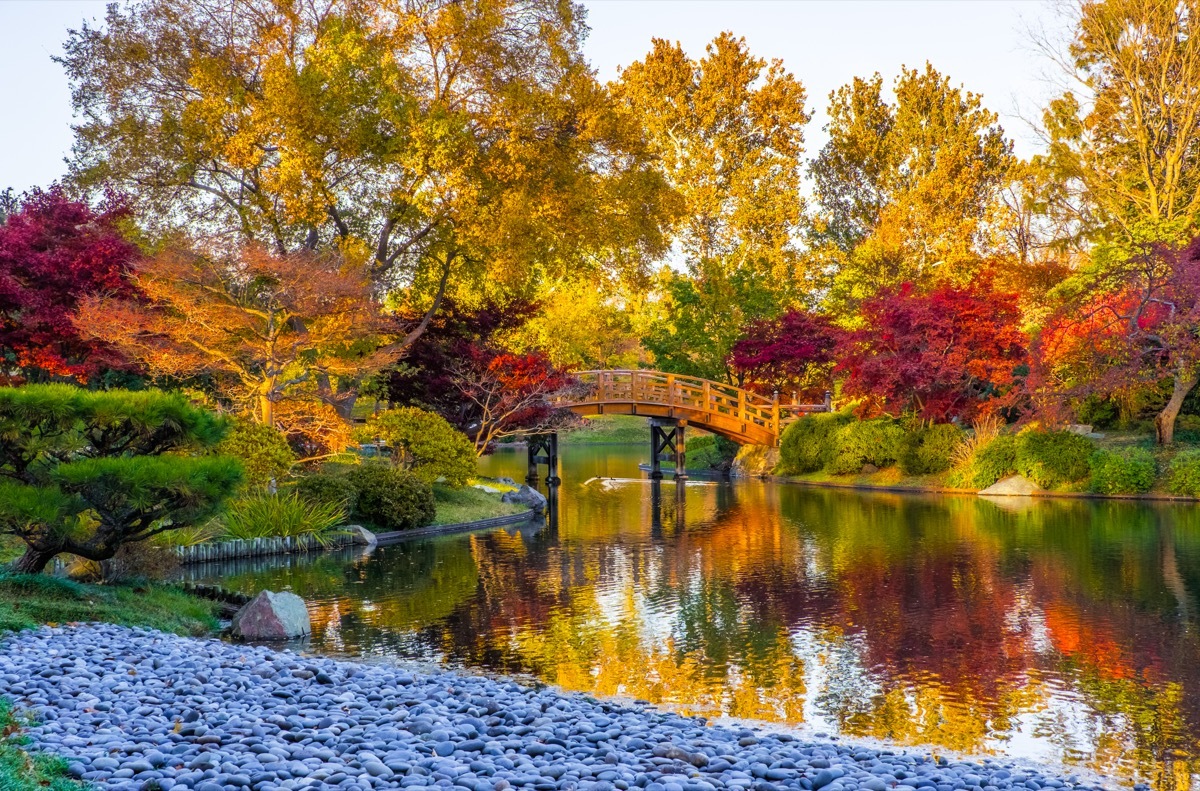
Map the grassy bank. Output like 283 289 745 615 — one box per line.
0 573 221 636
433 484 527 525
560 415 648 445
0 698 80 791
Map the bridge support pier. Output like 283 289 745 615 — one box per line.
649 419 686 481
526 433 561 485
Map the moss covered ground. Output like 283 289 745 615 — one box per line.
432 484 528 525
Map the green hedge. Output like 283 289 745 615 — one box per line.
1089 448 1156 495
346 464 436 531
360 407 476 487
1014 430 1094 488
295 473 359 512
214 418 295 488
779 412 852 474
899 423 965 476
1168 450 1200 496
965 434 1017 489
827 419 906 475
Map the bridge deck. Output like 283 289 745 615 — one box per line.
558 370 828 447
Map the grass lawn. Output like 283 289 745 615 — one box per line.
432 484 528 525
0 698 80 791
0 573 221 636
560 415 649 445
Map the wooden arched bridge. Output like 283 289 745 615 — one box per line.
525 370 831 484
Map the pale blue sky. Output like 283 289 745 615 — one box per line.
0 0 1068 195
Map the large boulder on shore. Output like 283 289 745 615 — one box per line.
731 444 780 478
501 484 547 513
343 524 377 548
979 475 1043 496
231 591 311 641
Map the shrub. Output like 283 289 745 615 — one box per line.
346 464 436 531
964 434 1017 489
1089 448 1156 495
360 407 476 487
219 490 347 542
0 385 242 574
1168 449 1200 496
826 419 906 475
295 473 358 512
779 411 852 474
215 418 296 487
685 435 740 471
1014 430 1094 488
899 423 965 475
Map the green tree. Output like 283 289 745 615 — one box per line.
215 418 296 489
809 65 1014 308
0 386 242 574
361 407 476 487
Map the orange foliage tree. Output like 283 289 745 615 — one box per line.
76 246 396 452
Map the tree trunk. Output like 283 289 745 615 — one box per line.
1156 369 1199 445
10 545 59 575
259 393 275 427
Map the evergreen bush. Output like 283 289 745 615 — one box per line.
685 435 740 471
295 473 359 512
215 418 296 488
361 407 476 487
826 419 906 475
1168 449 1200 496
1089 448 1156 495
1014 430 1094 488
965 434 1017 489
346 464 436 531
899 423 965 475
778 411 852 474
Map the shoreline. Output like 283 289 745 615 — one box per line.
761 474 1200 503
0 624 1119 791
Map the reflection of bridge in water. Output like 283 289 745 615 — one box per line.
527 369 831 483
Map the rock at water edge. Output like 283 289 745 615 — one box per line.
343 524 378 547
979 475 1043 496
731 444 780 478
231 591 312 640
501 485 547 514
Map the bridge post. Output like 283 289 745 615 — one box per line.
649 418 686 481
526 432 560 485
824 390 833 412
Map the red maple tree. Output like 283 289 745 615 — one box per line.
838 282 1028 422
0 189 139 382
729 309 839 400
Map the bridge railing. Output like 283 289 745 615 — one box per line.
561 370 829 442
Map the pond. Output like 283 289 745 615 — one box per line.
190 444 1200 790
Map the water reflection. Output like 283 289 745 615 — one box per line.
194 446 1200 790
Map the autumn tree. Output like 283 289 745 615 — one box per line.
1042 0 1200 247
809 66 1014 307
1040 232 1200 444
838 282 1028 422
729 310 839 399
60 0 674 360
614 33 809 376
514 277 646 370
0 189 139 383
76 246 393 452
450 349 576 455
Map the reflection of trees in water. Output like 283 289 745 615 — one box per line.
200 479 1200 788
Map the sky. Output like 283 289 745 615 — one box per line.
0 0 1073 196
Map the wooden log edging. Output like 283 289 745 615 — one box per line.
373 510 537 546
174 531 367 565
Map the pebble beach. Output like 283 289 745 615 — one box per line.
0 625 1116 791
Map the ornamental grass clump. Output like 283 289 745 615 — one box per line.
0 385 242 574
218 491 346 543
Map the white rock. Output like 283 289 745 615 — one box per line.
978 475 1043 496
